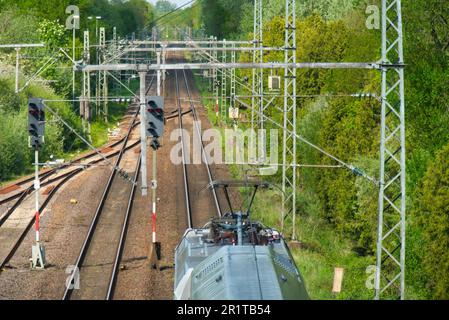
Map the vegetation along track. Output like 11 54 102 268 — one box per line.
0 128 135 207
0 74 157 208
0 76 155 275
0 115 140 272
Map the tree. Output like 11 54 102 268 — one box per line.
414 142 449 299
155 0 176 17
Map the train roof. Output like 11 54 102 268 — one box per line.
174 216 310 300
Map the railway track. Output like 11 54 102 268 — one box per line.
0 76 155 275
175 70 193 228
0 73 158 209
0 127 134 207
0 135 141 228
0 120 140 272
63 77 155 300
174 62 222 228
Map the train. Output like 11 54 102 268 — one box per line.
174 180 310 300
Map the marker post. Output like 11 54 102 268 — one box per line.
149 149 161 270
31 149 45 269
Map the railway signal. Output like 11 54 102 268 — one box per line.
28 98 46 270
28 98 45 150
145 96 165 150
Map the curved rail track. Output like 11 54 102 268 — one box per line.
0 73 157 209
0 134 140 228
0 122 141 272
0 126 135 207
0 75 155 276
63 76 155 300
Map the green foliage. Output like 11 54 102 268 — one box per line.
0 82 65 182
297 0 364 21
193 0 449 299
0 77 21 112
37 19 68 49
412 143 449 299
199 0 253 39
0 7 39 45
154 0 177 17
0 0 154 37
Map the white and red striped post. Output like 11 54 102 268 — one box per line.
31 149 45 269
152 148 157 245
215 97 219 126
215 98 219 117
34 150 40 243
149 148 160 270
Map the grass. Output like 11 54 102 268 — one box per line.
89 78 140 147
193 74 378 300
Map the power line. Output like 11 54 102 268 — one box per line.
156 2 200 27
151 0 197 26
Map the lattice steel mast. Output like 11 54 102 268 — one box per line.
282 0 297 240
375 0 406 300
230 42 236 114
221 40 227 120
98 27 108 122
251 0 263 162
82 30 91 139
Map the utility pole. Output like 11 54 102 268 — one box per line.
162 44 167 95
72 15 79 110
90 16 101 118
152 26 158 62
15 48 20 93
213 36 219 123
375 0 407 300
0 44 45 93
82 30 92 141
139 70 148 197
98 27 108 122
230 42 237 127
157 51 162 96
221 40 227 122
251 0 264 163
282 0 298 240
209 36 213 90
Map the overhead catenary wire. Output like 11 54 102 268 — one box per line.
149 0 197 28
155 2 200 28
227 98 378 185
44 103 136 185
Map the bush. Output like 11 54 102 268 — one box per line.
413 142 449 299
0 72 80 183
0 107 63 182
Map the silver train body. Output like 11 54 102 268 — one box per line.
174 214 310 300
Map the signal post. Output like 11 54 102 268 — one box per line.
138 65 165 270
28 98 46 270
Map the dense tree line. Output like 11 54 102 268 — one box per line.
0 0 155 37
196 0 449 299
0 0 165 182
